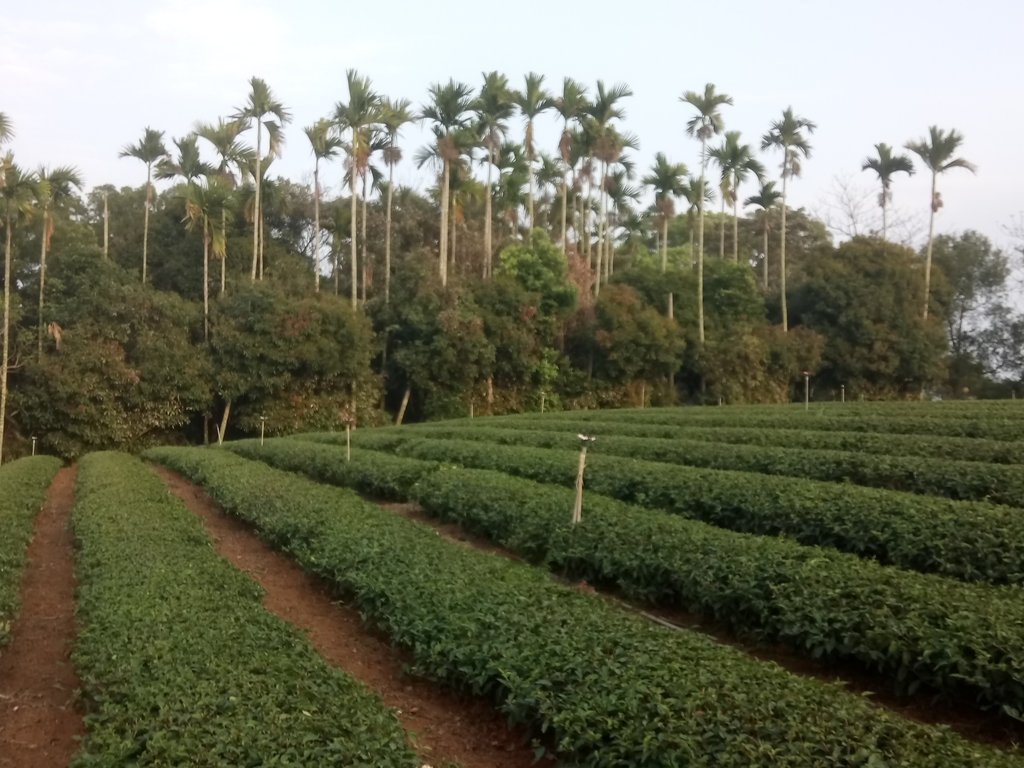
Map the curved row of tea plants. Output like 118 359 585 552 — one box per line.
228 438 434 500
523 407 1024 441
237 438 1024 719
459 417 1024 464
387 424 1024 505
71 451 416 767
145 446 1022 768
314 432 1024 586
0 455 62 652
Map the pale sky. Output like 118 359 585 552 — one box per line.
3 0 1022 251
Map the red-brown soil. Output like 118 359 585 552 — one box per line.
155 466 552 768
0 466 84 768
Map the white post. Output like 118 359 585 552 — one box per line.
803 372 810 411
346 423 352 463
259 416 266 446
841 384 845 403
572 435 596 525
31 437 37 456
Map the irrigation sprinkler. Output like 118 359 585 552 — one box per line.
572 434 597 525
31 436 37 456
802 371 810 411
259 415 267 446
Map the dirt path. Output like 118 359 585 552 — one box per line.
0 466 83 768
381 500 1024 749
155 466 550 768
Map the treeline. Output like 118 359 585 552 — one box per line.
0 74 1019 459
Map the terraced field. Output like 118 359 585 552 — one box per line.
3 401 1024 765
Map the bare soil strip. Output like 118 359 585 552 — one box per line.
0 466 84 768
382 500 1024 749
155 466 550 768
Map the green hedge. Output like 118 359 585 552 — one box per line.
525 406 1024 441
335 433 1024 586
387 425 1024 505
0 456 62 651
144 445 1024 767
451 417 1024 464
228 438 436 499
71 451 416 767
410 464 1024 718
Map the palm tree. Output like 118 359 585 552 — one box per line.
184 177 233 340
861 142 914 244
0 157 37 464
587 81 634 297
156 134 213 186
514 72 553 229
379 97 413 303
418 79 475 287
475 71 515 278
0 114 11 146
35 165 83 357
304 119 343 293
905 127 976 320
553 78 589 252
232 77 292 283
744 180 783 290
354 132 386 301
334 69 380 308
195 117 252 296
605 166 641 276
119 127 167 283
761 107 816 332
642 153 687 318
710 131 765 262
680 83 732 343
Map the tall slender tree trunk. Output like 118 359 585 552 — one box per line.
780 166 789 333
762 226 769 290
527 125 535 227
0 216 12 464
102 192 109 260
594 163 607 299
719 195 726 259
143 166 152 283
439 161 450 287
37 210 48 359
220 208 227 297
881 194 889 244
360 172 368 303
395 385 411 425
385 163 394 303
217 400 231 445
251 123 262 282
662 217 673 319
697 140 706 345
450 194 457 273
259 216 265 280
203 223 210 342
313 161 321 293
560 167 569 251
350 159 358 308
732 194 740 263
922 172 937 320
484 158 493 278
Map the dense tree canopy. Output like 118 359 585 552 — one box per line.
0 83 1014 459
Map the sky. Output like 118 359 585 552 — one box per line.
3 0 1022 252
